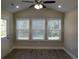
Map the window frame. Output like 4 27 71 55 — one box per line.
47 18 62 41
31 19 45 40
16 18 30 40
1 18 7 38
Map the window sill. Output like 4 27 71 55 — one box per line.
16 39 62 42
1 37 7 39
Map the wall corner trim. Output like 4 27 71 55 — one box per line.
63 48 78 59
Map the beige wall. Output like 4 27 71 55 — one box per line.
1 10 13 58
64 9 78 57
14 8 64 48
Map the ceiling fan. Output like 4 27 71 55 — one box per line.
22 0 56 9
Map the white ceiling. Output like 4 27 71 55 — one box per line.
1 0 78 13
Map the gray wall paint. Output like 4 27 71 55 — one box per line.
64 9 78 57
1 10 13 58
14 8 64 48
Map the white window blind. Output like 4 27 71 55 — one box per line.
16 19 29 40
32 19 45 40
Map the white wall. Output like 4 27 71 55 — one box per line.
1 10 13 58
64 8 78 58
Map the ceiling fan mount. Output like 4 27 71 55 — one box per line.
22 0 56 9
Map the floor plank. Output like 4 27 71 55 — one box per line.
3 49 72 59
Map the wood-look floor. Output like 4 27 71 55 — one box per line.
3 49 72 59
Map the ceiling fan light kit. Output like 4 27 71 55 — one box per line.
34 4 43 9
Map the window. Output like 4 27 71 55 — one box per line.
16 19 29 40
47 19 61 40
32 19 45 40
1 19 7 38
16 18 62 40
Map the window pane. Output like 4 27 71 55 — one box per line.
1 19 7 38
16 30 29 40
48 30 60 40
16 19 29 40
32 20 45 30
32 20 45 40
16 20 29 30
32 30 45 40
48 20 61 30
47 20 61 40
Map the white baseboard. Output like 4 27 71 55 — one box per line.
63 48 78 59
8 47 14 53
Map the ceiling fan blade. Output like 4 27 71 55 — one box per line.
35 0 37 2
42 4 46 8
43 1 56 3
22 0 33 3
29 4 35 8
